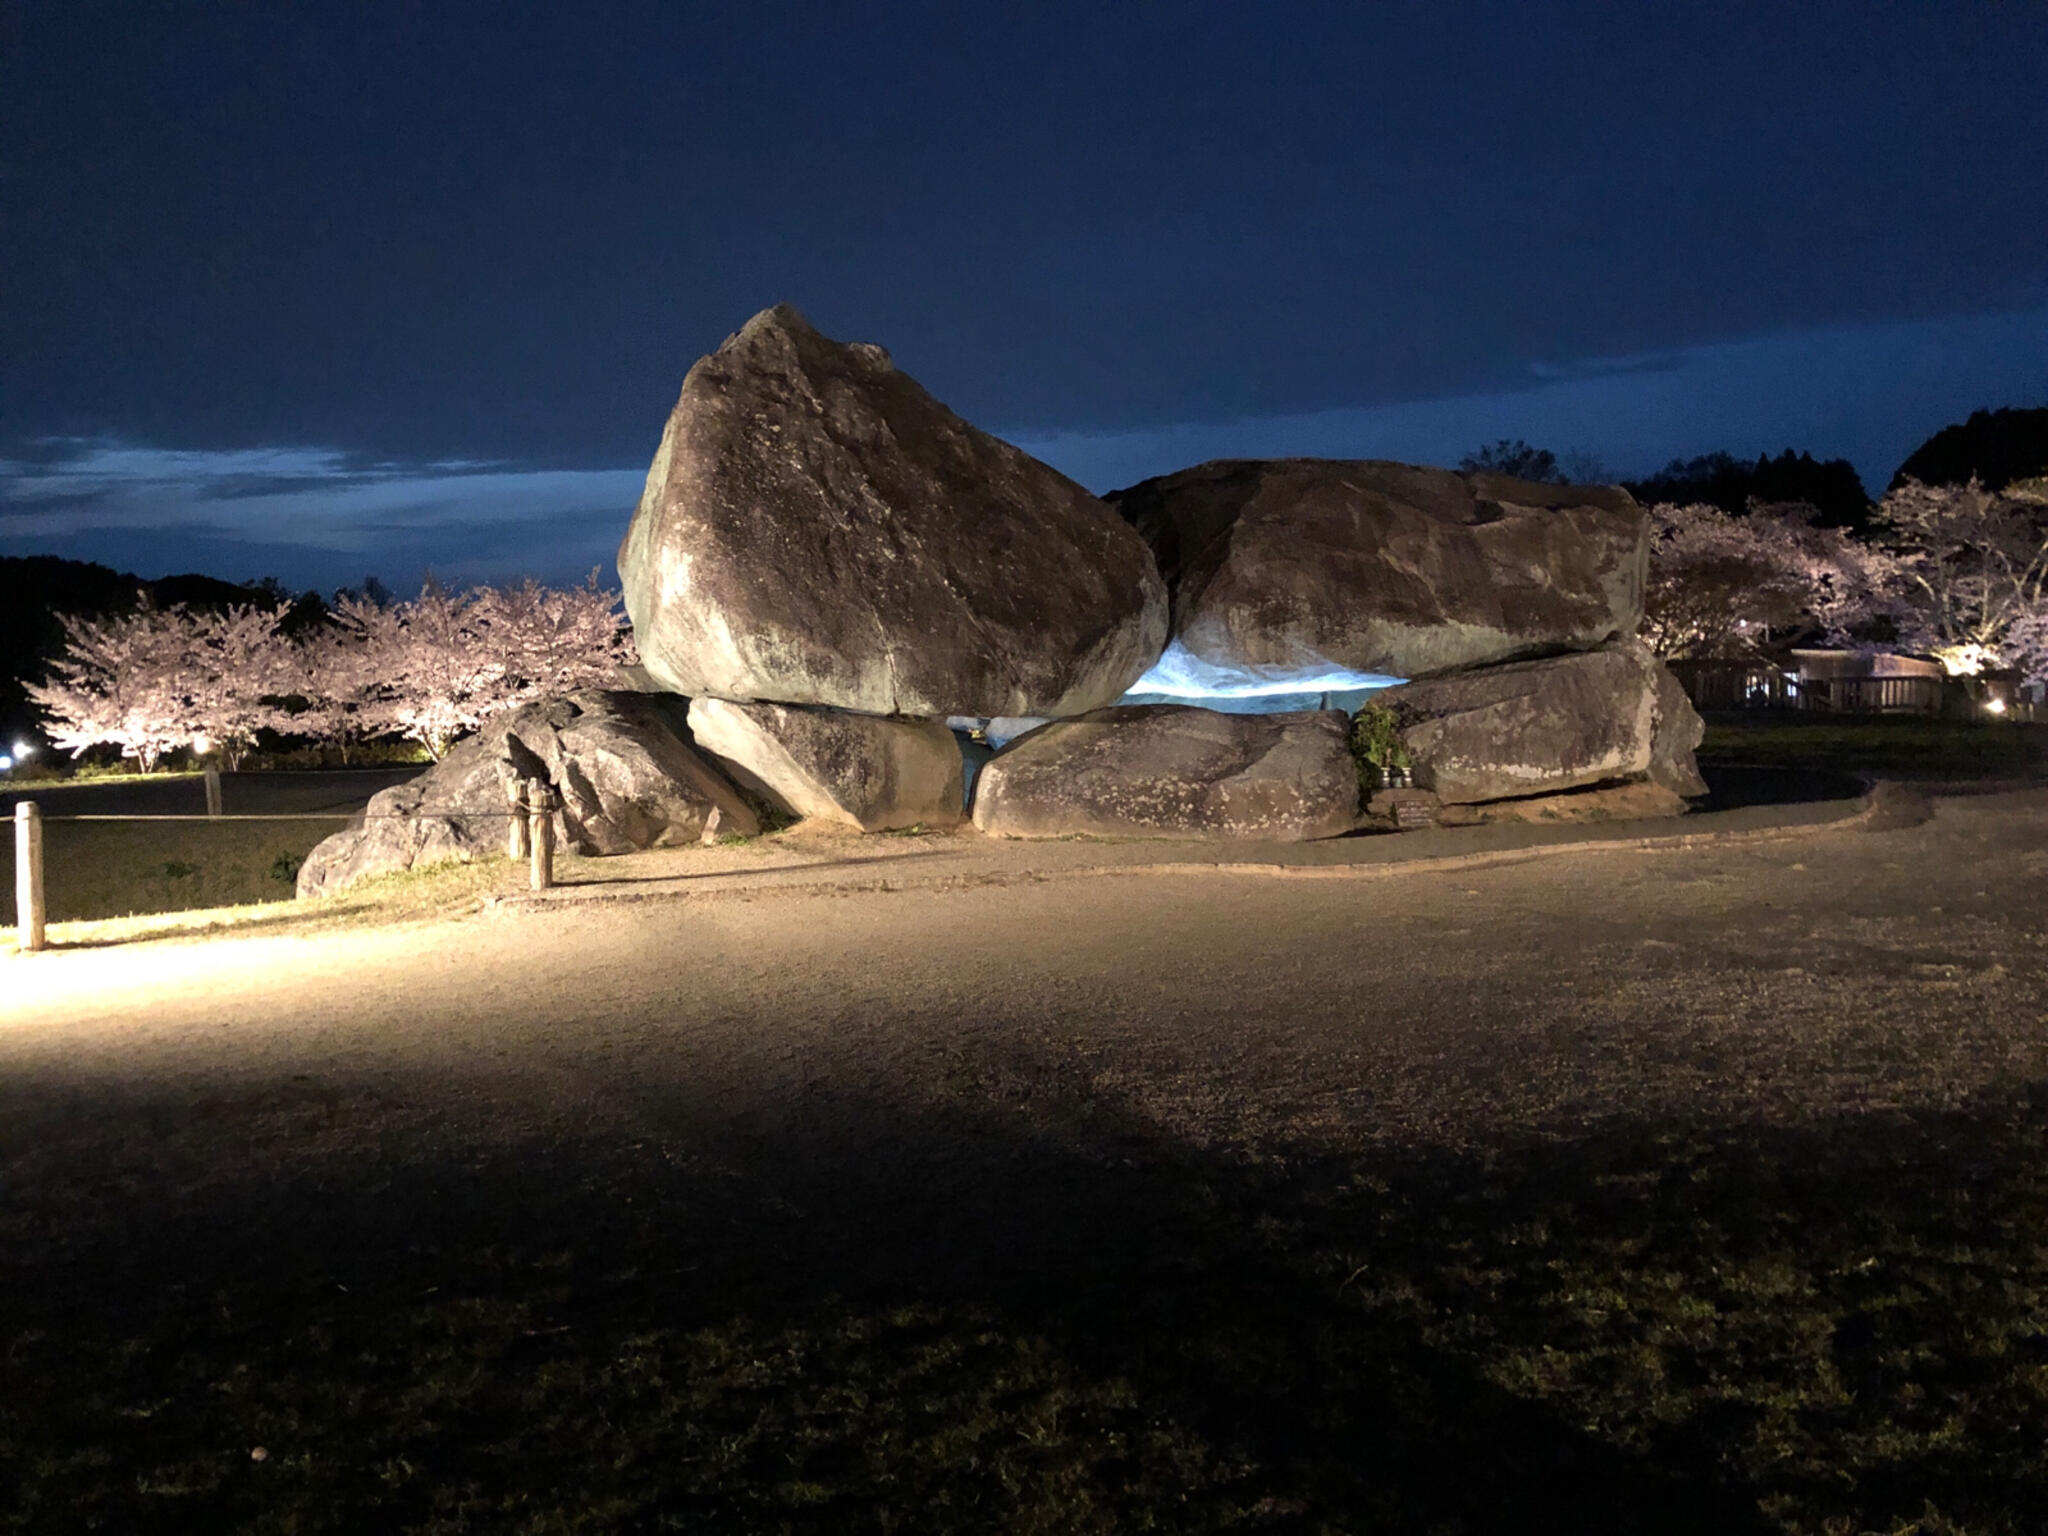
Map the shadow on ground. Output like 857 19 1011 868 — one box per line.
6 1066 2047 1533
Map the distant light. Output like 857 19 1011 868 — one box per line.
0 755 12 772
1986 697 2008 715
192 733 213 754
10 741 31 758
1933 643 1998 677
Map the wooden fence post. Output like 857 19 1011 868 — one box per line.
14 801 45 953
203 765 223 819
507 778 531 859
528 781 556 891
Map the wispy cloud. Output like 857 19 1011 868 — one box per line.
0 440 645 588
0 441 642 549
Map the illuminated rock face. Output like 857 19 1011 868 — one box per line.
1109 459 1647 683
971 704 1357 841
1377 642 1705 805
619 305 1167 717
687 698 964 832
297 692 756 897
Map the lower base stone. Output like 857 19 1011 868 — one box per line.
971 704 1358 841
687 698 966 832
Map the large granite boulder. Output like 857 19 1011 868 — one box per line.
619 305 1168 717
297 691 758 897
687 698 964 832
971 705 1357 841
1108 458 1648 681
1375 642 1706 805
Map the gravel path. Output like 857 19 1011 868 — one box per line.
4 788 2045 1293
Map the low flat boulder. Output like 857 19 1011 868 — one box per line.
1108 458 1648 681
971 704 1357 841
297 691 757 897
687 698 964 832
1375 642 1705 805
619 305 1168 717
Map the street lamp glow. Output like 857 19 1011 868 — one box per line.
10 741 31 758
1985 697 2008 715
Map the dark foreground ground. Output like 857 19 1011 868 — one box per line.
4 777 2048 1532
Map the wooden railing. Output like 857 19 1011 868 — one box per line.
1669 661 1943 715
1795 675 1944 714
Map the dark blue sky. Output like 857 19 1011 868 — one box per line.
4 1 2045 592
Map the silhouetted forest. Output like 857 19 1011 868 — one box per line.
1891 406 2048 491
1623 450 1873 529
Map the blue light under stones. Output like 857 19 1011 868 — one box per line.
1114 641 1405 714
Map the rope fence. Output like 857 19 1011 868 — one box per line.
8 772 567 952
41 811 522 822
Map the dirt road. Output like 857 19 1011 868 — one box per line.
7 790 2046 1262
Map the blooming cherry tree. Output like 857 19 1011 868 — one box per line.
32 577 640 766
26 600 194 771
331 585 506 759
1873 477 2048 675
181 602 295 768
1642 500 1897 659
329 577 635 758
288 612 396 763
2003 602 2048 687
29 598 295 770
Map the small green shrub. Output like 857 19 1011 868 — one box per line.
71 758 166 782
269 852 305 885
1349 702 1412 798
241 740 433 770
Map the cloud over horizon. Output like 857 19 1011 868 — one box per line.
0 442 645 592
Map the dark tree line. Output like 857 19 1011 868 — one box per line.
1460 402 2048 527
1891 406 2048 493
1625 450 1873 531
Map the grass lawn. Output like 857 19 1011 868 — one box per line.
1 768 428 927
1699 716 2047 779
2 816 336 923
6 1099 2045 1533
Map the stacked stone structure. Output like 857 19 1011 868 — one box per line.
302 305 1706 893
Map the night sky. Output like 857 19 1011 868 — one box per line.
4 1 2046 593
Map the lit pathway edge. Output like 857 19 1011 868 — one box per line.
489 780 1948 913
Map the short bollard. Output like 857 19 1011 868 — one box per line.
203 765 222 819
14 801 45 953
528 782 556 891
506 779 531 859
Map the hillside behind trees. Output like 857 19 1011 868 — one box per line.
1891 406 2048 492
